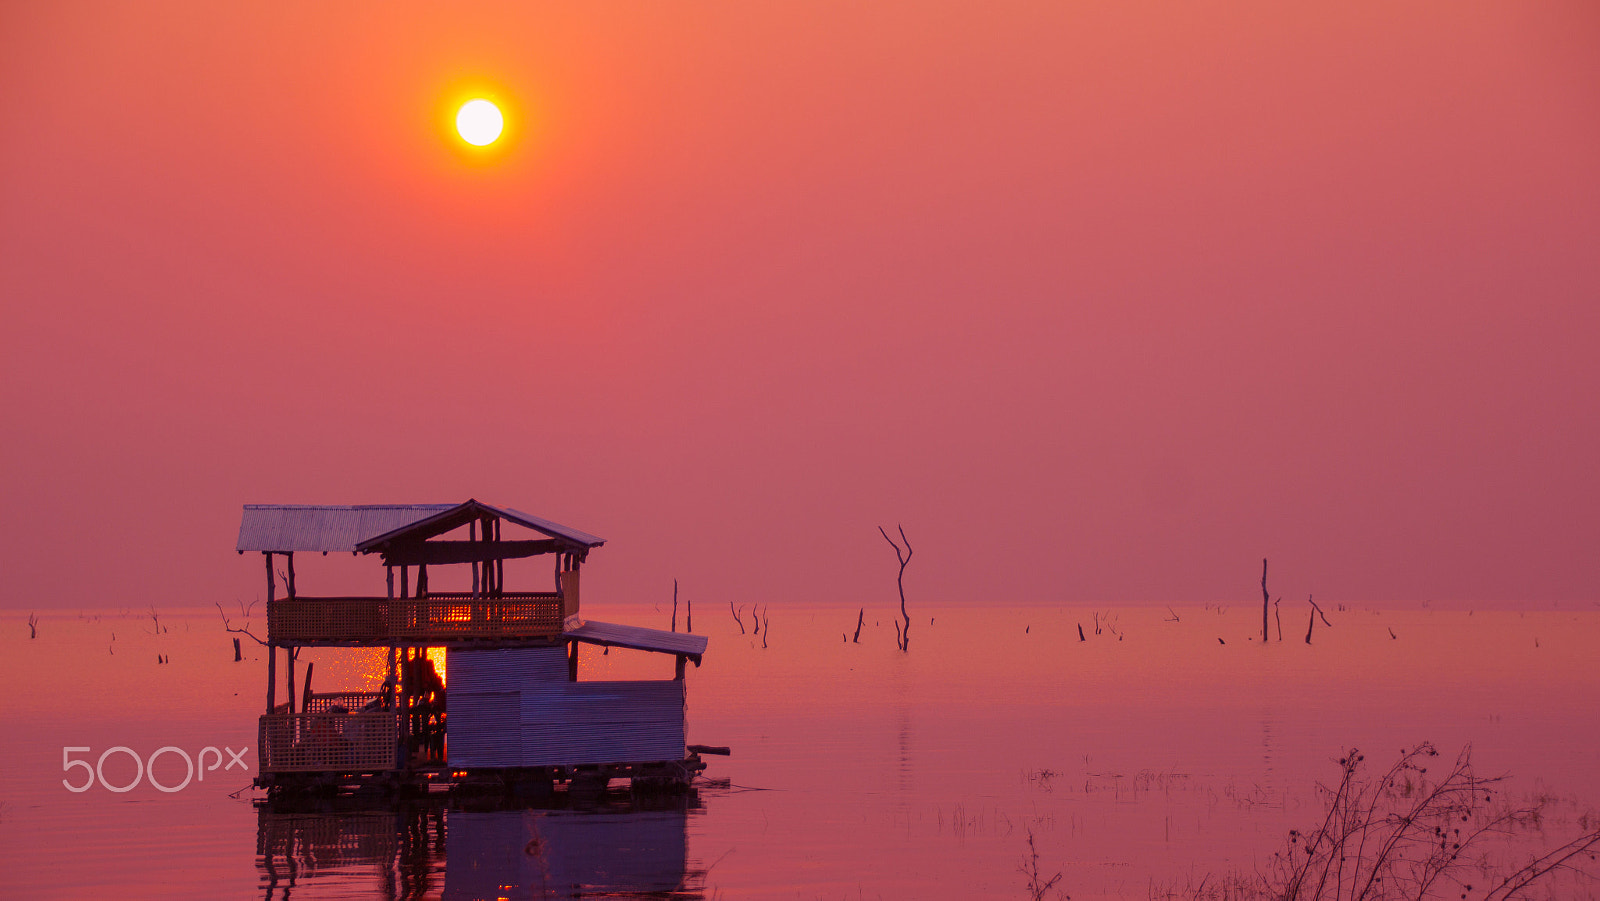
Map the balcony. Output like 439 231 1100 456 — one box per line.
267 592 571 645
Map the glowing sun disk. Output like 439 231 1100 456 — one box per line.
456 99 503 146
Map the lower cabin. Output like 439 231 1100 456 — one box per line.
235 500 714 795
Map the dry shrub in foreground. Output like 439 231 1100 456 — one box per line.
1171 743 1600 901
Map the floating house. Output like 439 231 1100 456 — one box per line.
236 500 712 794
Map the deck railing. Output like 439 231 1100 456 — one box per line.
267 593 569 644
303 691 386 715
259 712 400 773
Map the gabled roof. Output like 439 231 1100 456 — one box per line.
355 499 604 553
236 500 605 554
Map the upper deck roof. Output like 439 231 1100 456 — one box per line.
237 500 605 554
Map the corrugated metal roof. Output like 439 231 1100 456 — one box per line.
565 621 708 661
356 499 605 551
236 500 606 553
237 505 453 553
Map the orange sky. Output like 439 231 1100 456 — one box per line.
2 2 1598 612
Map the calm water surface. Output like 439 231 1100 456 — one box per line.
2 602 1597 899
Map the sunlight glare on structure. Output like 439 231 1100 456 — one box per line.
455 99 504 146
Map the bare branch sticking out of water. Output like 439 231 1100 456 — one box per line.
216 601 267 647
760 607 769 649
1261 558 1270 643
730 601 745 634
671 579 678 632
879 524 913 651
1167 743 1600 901
853 607 864 643
27 613 38 638
1018 828 1064 901
1304 595 1331 645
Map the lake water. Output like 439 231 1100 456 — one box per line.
2 601 1598 899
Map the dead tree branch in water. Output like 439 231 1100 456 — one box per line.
1018 828 1063 901
1261 558 1270 643
730 601 745 634
1274 598 1283 641
216 601 267 647
27 613 38 638
1304 595 1331 644
1257 743 1600 901
852 607 864 643
879 524 913 651
760 607 769 648
671 579 678 632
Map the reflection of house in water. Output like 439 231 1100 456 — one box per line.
235 500 714 794
255 796 704 900
256 803 445 900
445 803 702 899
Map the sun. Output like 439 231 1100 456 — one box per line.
456 99 504 146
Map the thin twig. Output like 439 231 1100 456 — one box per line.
216 601 267 647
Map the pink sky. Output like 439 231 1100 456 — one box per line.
3 2 1598 612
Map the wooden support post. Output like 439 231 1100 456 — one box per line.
266 644 277 712
387 646 397 697
286 552 296 599
286 647 296 714
387 565 394 599
675 655 686 680
493 519 503 595
568 641 579 682
264 552 275 603
393 649 406 761
400 565 408 599
301 661 315 712
470 520 479 597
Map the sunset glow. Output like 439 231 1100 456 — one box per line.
455 99 503 146
4 2 1600 895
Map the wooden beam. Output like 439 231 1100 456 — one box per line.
381 539 559 567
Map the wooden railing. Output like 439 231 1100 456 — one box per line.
267 593 570 644
259 712 400 773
